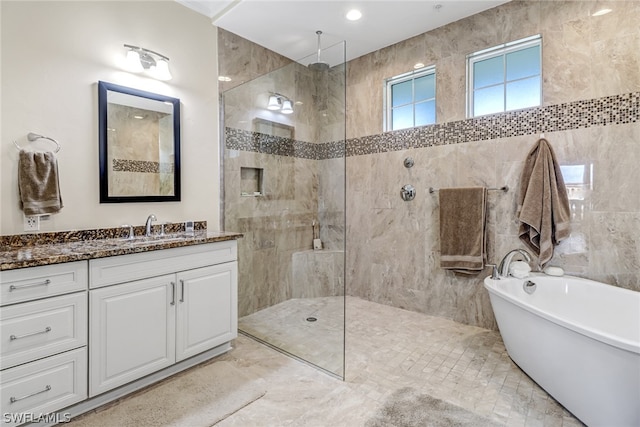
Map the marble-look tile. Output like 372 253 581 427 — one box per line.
591 123 640 212
589 212 640 290
217 28 291 93
220 0 640 334
590 32 640 99
436 54 467 123
589 1 640 42
542 22 593 105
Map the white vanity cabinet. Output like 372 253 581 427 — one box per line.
88 241 237 397
0 261 88 426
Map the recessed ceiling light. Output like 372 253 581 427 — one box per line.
346 9 362 21
414 63 425 69
592 8 612 16
218 76 232 82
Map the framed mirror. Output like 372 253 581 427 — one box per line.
98 81 181 203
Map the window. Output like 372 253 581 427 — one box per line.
385 66 436 131
467 35 541 117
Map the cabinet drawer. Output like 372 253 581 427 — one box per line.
0 348 87 427
1 293 87 370
89 240 237 288
1 261 88 306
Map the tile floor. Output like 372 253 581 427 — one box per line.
227 297 583 426
74 297 584 426
239 296 345 377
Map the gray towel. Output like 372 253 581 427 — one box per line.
517 138 570 267
439 187 487 274
18 150 63 216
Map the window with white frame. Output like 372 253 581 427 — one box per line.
467 35 542 117
385 66 436 131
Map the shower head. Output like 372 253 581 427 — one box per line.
308 30 329 71
309 61 330 71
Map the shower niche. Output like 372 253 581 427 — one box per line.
240 167 263 197
222 38 346 379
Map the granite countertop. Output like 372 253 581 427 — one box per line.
0 229 243 271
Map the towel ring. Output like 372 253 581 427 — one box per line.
13 133 61 153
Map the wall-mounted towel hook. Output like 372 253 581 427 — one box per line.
13 132 61 153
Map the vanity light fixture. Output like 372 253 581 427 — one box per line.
267 93 294 114
124 44 172 81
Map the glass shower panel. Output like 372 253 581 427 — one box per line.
222 41 346 379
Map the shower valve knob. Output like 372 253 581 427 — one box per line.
401 184 416 201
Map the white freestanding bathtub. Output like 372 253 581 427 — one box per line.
484 273 640 427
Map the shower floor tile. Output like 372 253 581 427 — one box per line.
239 296 345 376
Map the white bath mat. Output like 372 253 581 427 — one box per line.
71 361 266 427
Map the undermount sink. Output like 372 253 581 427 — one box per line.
124 234 191 245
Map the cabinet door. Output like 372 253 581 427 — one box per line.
175 262 237 362
89 275 176 397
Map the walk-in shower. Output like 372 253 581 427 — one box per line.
221 38 346 378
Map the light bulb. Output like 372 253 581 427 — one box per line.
152 58 172 81
281 99 294 114
267 95 281 110
126 49 144 73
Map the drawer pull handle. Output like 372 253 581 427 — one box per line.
10 385 51 403
180 279 185 303
170 282 176 305
9 279 51 291
10 326 52 341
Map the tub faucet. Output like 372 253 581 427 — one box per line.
498 249 532 278
145 214 157 237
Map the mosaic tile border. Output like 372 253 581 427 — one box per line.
113 159 174 173
225 128 345 160
226 92 639 159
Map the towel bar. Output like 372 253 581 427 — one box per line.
13 132 61 153
429 185 508 194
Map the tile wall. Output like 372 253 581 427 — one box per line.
219 0 640 328
346 0 640 329
220 43 346 317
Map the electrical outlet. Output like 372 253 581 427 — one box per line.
24 215 40 232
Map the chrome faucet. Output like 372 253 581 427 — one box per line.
145 214 157 237
498 249 532 278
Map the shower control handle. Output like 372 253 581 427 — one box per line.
401 184 416 201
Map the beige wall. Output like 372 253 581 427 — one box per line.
1 1 219 234
346 0 640 329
